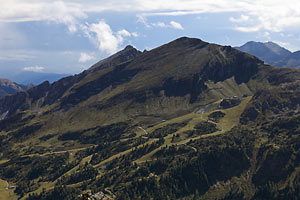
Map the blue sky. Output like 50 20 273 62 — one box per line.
1 0 300 76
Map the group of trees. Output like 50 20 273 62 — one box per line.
57 163 98 185
148 122 187 138
9 123 300 200
2 107 300 200
27 186 80 200
0 152 74 197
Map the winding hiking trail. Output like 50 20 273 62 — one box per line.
138 126 148 135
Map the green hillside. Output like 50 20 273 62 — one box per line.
1 37 300 200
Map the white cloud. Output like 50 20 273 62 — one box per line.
152 22 168 28
82 20 121 54
280 33 294 38
2 0 300 34
273 41 290 48
170 21 184 30
260 31 271 40
234 26 261 32
23 66 45 72
134 0 300 33
229 15 249 23
263 32 270 37
1 0 86 32
117 29 132 37
132 32 139 37
117 30 139 37
150 21 184 30
81 20 136 54
129 0 239 14
0 53 35 61
137 14 151 28
272 40 299 52
0 48 38 61
78 52 95 63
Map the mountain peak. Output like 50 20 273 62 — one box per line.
235 41 291 65
264 41 291 54
175 36 199 41
88 45 142 72
0 78 30 96
0 79 14 85
124 45 135 50
265 41 277 44
168 36 205 46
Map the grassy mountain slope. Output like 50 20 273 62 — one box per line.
1 37 300 199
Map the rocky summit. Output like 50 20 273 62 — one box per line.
1 37 300 200
0 79 31 97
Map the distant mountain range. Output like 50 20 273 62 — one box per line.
0 79 32 96
235 41 300 68
7 71 69 85
0 71 68 96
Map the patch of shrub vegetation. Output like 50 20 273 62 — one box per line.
0 153 77 197
57 163 98 185
80 137 148 166
266 115 300 135
208 111 226 122
86 131 251 199
58 131 83 141
240 107 259 124
26 185 80 200
220 98 241 109
57 122 130 144
194 121 219 134
0 112 35 131
39 134 57 141
148 122 187 138
9 123 42 142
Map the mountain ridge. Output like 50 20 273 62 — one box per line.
88 45 142 72
236 41 300 68
1 37 300 200
277 50 300 68
0 79 32 97
0 37 263 119
235 41 291 65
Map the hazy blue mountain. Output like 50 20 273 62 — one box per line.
8 71 69 85
276 50 300 68
235 41 291 65
0 79 32 96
